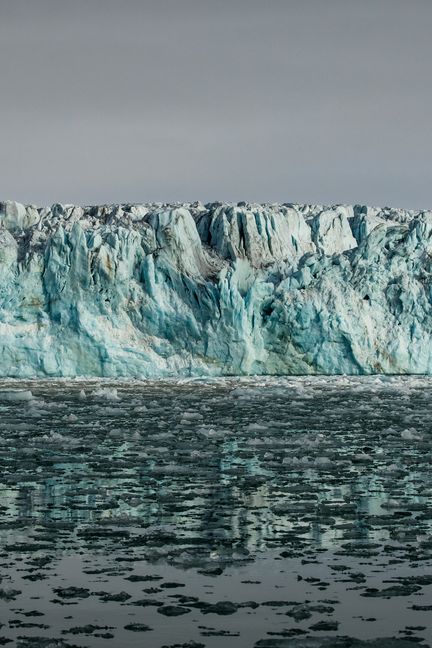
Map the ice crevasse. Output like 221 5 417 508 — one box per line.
0 199 432 377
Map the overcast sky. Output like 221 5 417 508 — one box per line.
1 0 431 208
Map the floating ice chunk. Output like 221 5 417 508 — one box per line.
41 431 66 443
181 414 204 426
190 449 210 459
246 423 269 433
198 426 231 439
383 463 400 473
100 406 125 416
92 387 121 401
401 428 422 440
381 499 404 509
315 456 332 467
181 411 204 421
63 413 78 422
1 389 34 401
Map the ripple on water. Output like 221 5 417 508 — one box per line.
0 376 431 647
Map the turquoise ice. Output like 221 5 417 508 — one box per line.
0 199 431 377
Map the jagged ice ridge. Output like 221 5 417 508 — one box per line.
0 199 431 377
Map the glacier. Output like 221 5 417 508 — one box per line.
1 199 432 377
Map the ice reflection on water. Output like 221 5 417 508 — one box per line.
0 376 431 647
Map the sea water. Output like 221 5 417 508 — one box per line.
0 376 431 647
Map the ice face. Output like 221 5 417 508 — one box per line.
0 199 432 377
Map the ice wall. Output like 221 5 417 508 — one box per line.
1 199 432 377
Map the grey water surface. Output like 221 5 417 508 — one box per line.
0 376 431 648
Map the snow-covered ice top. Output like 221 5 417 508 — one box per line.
0 199 431 377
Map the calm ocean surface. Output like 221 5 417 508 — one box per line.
0 376 431 648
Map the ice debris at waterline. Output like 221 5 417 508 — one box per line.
1 376 432 647
2 199 432 377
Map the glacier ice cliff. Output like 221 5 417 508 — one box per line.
1 199 432 377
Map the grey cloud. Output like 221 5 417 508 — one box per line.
1 0 431 208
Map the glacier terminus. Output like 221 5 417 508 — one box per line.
0 199 431 378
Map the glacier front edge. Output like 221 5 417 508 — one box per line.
0 199 431 378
